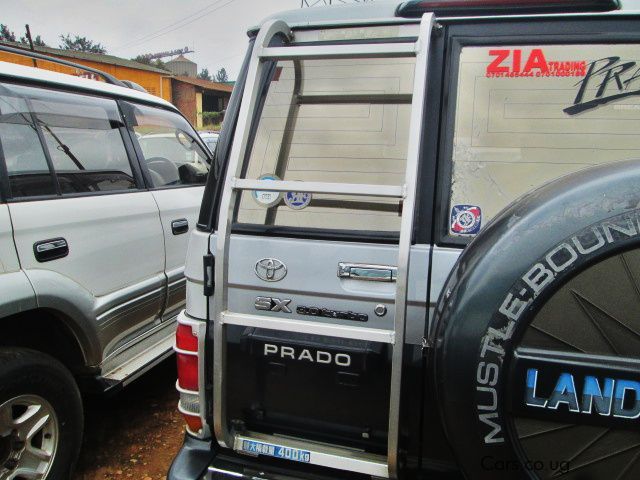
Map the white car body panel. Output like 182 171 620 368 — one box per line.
151 186 206 319
0 204 19 274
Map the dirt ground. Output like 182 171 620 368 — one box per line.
73 358 185 480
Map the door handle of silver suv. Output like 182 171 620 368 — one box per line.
33 238 69 263
171 218 189 235
337 262 397 282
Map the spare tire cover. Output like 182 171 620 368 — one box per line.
433 160 640 479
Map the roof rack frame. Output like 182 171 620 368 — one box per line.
0 43 127 88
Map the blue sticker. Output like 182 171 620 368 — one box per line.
450 205 482 235
284 191 312 210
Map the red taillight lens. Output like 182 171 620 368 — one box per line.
176 352 199 391
176 324 199 351
184 414 203 432
176 323 199 390
175 316 202 434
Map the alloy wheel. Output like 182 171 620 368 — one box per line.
0 395 59 480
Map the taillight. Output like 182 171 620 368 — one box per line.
175 316 203 434
176 323 198 351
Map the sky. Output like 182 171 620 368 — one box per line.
1 0 302 80
3 0 640 81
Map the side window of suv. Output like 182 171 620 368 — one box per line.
0 82 137 198
125 103 210 188
0 85 56 198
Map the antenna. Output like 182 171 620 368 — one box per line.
300 0 372 6
138 46 195 61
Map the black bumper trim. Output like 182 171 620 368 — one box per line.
168 434 216 480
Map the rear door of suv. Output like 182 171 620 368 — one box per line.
0 81 166 366
122 102 210 322
204 18 438 477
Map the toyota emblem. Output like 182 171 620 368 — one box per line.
255 258 287 282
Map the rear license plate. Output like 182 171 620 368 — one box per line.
241 440 311 463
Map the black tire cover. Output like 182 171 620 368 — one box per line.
432 159 640 479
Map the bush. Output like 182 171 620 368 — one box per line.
202 111 223 127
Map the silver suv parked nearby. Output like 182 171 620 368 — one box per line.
0 47 210 478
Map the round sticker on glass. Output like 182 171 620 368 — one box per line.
251 174 282 208
284 191 312 210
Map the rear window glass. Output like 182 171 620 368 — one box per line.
236 57 415 232
447 44 640 237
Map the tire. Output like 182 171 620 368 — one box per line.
432 159 640 479
0 348 83 480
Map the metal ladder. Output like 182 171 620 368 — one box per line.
212 13 434 479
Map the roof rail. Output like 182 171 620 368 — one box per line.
396 0 620 17
0 43 128 88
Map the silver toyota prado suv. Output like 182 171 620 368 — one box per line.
0 47 210 478
167 0 640 479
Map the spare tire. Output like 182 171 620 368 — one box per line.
432 159 640 479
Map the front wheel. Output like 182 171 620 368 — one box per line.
0 348 83 480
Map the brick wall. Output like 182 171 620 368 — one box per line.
171 80 197 125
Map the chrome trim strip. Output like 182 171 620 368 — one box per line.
120 345 173 387
168 276 187 291
221 311 395 344
206 467 245 479
213 19 293 451
100 309 170 364
97 286 164 328
173 345 198 357
233 432 388 477
175 379 198 396
387 13 434 479
232 178 404 198
260 42 416 60
95 273 165 317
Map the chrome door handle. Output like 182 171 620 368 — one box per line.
337 263 397 282
33 238 68 262
171 218 189 235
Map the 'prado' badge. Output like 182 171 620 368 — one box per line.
284 191 312 210
252 174 282 207
451 205 482 236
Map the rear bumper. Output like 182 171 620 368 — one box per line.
168 434 371 480
167 434 216 480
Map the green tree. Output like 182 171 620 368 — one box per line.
133 55 152 65
215 67 228 83
59 34 106 54
132 55 167 70
0 24 16 42
197 68 212 81
19 34 47 47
